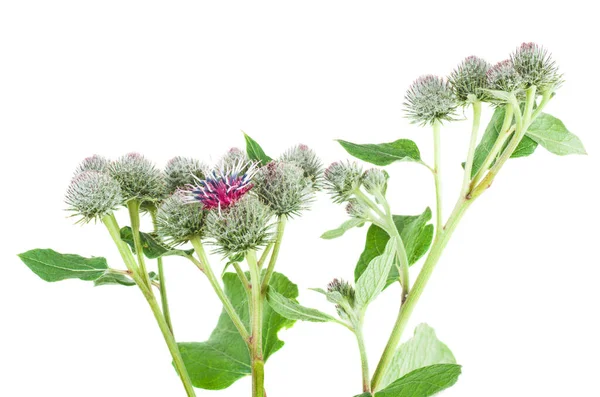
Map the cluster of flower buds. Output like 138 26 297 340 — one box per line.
280 144 324 188
326 278 357 322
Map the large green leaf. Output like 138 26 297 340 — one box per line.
355 209 433 287
375 364 462 397
267 288 338 323
355 240 395 309
179 272 297 390
526 113 587 155
120 227 193 259
243 132 272 165
380 324 456 389
470 107 538 177
18 249 108 282
337 139 422 166
321 218 365 240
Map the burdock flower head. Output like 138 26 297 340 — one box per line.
217 148 250 171
486 59 522 94
109 153 166 204
361 168 388 196
205 194 274 256
253 161 314 217
511 42 562 93
404 75 457 126
187 160 256 210
279 144 323 188
65 171 122 223
448 56 491 104
326 278 357 321
164 156 208 194
156 192 204 246
324 161 363 203
75 154 110 175
345 199 370 220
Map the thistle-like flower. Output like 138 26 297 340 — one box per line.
164 156 208 194
279 144 323 188
511 42 562 92
486 60 522 94
109 153 166 203
404 75 457 126
253 161 314 217
448 56 491 104
156 192 204 246
324 161 363 204
74 155 110 175
204 195 274 256
327 278 357 321
361 168 388 196
187 161 256 210
345 199 370 220
65 171 122 223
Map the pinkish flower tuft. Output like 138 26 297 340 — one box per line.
188 162 256 209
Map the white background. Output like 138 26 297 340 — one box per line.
1 1 598 396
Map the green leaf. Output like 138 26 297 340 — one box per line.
120 227 193 259
243 132 273 165
355 209 433 287
179 272 297 390
355 240 395 309
526 113 587 155
18 249 108 282
375 364 461 397
93 273 136 287
470 107 538 177
267 288 338 323
321 218 365 240
355 394 373 397
337 139 422 166
380 324 456 389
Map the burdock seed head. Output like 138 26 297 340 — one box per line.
204 194 274 257
324 161 363 204
279 144 323 188
164 156 208 194
511 42 562 92
448 56 491 104
156 192 204 246
404 75 457 126
253 161 314 217
74 155 110 175
65 171 123 223
109 153 166 204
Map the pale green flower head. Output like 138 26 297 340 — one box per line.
324 161 363 204
361 168 388 196
109 153 166 204
65 171 122 223
279 144 323 188
75 154 110 175
449 56 491 104
156 192 205 246
164 156 208 194
511 42 562 93
404 75 458 126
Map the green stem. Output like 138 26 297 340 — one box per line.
461 101 482 195
127 200 151 287
102 214 196 396
150 209 173 335
189 237 250 342
248 250 265 397
355 321 371 393
432 120 443 236
261 215 287 293
258 243 274 269
379 196 410 303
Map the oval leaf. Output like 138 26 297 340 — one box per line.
355 240 395 309
243 132 272 165
375 364 462 397
337 139 422 166
18 249 108 282
526 113 587 155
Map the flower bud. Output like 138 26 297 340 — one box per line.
511 42 562 92
361 168 388 196
324 161 363 203
448 56 491 104
345 199 369 220
253 161 314 217
65 171 122 223
404 75 457 126
279 144 323 188
217 148 250 171
486 60 522 94
109 153 166 203
205 195 274 256
327 278 356 321
164 156 208 193
156 192 204 245
75 155 110 175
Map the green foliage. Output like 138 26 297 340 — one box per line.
380 324 456 389
375 364 462 397
179 272 297 390
93 273 136 287
355 241 395 309
267 288 338 323
355 209 434 287
527 113 586 155
120 227 193 259
337 139 422 166
243 132 273 165
18 249 108 282
321 218 365 239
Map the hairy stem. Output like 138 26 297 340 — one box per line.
461 101 482 195
355 321 371 393
248 250 265 397
432 120 443 236
261 215 287 293
127 200 152 287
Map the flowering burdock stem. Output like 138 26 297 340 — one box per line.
150 209 174 335
260 215 287 293
461 101 482 196
101 213 196 397
258 243 274 269
247 250 265 397
354 317 371 393
127 200 152 288
189 236 251 342
432 120 443 235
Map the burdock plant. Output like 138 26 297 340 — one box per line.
264 43 586 396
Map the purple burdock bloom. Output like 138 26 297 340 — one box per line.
188 161 256 210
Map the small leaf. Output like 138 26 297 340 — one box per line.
94 273 136 287
526 113 587 155
337 139 422 166
380 324 456 389
375 364 462 397
120 227 193 259
355 240 395 309
18 249 108 282
243 132 273 165
267 288 338 323
321 218 364 239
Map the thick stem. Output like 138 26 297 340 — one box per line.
102 214 196 396
127 200 152 287
355 322 371 393
189 237 250 342
432 120 443 236
461 101 482 195
261 215 287 293
248 250 265 397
